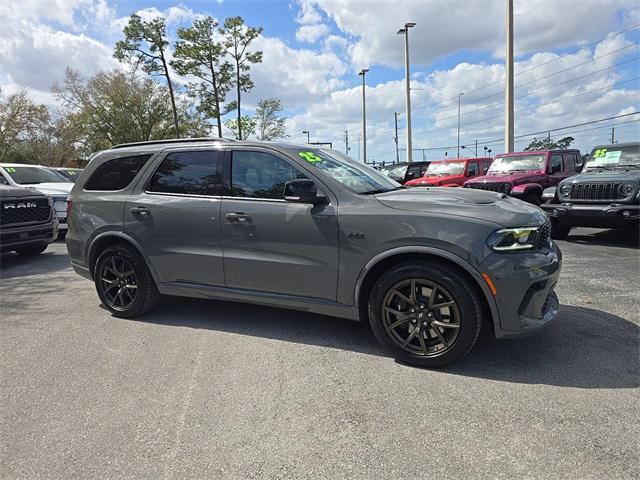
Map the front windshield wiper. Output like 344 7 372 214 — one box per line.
361 186 406 195
615 164 640 169
585 165 615 171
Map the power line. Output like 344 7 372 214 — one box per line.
432 23 640 107
428 58 639 132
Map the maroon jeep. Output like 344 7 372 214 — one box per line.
463 149 583 205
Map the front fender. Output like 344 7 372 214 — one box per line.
353 245 501 333
511 182 543 197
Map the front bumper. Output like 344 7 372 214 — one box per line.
541 202 639 228
0 219 58 253
480 241 562 339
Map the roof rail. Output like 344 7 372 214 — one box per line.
112 137 235 149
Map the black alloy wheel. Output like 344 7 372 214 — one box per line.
382 278 461 356
94 243 160 317
98 255 138 311
369 262 483 367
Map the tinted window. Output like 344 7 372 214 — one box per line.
467 162 479 176
550 154 564 172
231 151 305 199
85 155 152 191
407 165 421 179
149 151 223 196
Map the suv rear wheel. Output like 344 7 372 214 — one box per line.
94 243 160 317
369 262 482 367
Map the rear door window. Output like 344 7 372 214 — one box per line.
550 154 564 173
85 155 152 191
149 150 223 196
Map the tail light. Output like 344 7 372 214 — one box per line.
66 200 73 221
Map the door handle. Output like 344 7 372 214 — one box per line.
225 212 251 223
130 206 150 217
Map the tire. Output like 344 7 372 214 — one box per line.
369 262 483 367
523 191 541 206
94 243 160 318
15 244 48 256
550 220 571 240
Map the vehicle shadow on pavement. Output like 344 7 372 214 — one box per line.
127 298 638 389
0 243 70 279
563 227 639 249
448 304 639 389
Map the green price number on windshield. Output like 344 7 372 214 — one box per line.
593 148 607 158
68 171 76 175
5 167 16 172
298 151 323 163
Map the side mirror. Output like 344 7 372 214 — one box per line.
405 172 416 180
575 163 584 173
284 179 321 204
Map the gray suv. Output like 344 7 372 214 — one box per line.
67 138 561 367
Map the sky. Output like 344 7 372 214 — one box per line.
1 0 639 162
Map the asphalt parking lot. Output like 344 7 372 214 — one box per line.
1 228 639 479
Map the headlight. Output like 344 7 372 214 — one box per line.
487 227 540 252
621 183 636 196
559 183 572 196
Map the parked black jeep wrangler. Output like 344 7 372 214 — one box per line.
541 142 639 239
0 185 58 255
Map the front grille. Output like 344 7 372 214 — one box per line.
464 182 511 193
0 198 51 226
535 221 551 250
569 183 625 202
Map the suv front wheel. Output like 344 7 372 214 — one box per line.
369 262 482 367
94 243 160 318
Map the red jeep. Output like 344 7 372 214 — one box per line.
463 149 583 205
405 157 492 187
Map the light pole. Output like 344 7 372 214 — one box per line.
457 92 464 158
358 68 369 163
394 112 400 163
397 22 416 163
302 130 310 143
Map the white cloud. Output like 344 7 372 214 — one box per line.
311 0 635 69
296 24 330 43
246 35 347 107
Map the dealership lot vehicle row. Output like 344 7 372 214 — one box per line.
1 230 639 479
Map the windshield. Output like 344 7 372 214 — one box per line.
379 164 407 181
288 148 400 194
585 145 640 169
2 166 71 184
488 154 545 174
426 161 465 176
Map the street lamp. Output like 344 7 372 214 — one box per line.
483 146 493 157
302 130 310 143
397 22 416 163
358 68 369 163
457 92 464 158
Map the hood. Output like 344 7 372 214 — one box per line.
21 182 73 196
561 169 640 185
0 185 48 199
466 170 546 185
375 187 548 228
406 174 464 186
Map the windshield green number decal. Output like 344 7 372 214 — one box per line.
5 167 16 172
593 148 607 158
298 151 323 163
68 171 76 175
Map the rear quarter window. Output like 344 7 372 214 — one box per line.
84 154 152 191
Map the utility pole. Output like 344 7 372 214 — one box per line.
398 22 416 163
394 112 400 163
505 0 514 153
359 69 369 163
610 127 615 144
357 134 361 161
344 130 350 154
457 92 464 158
